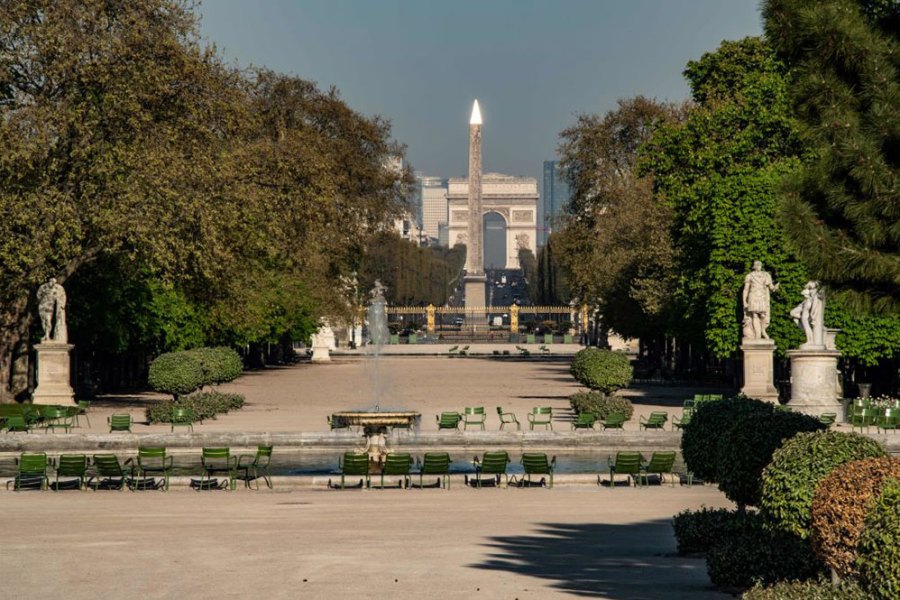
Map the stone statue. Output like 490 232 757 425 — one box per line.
790 281 826 349
369 279 388 304
36 277 67 343
515 233 530 251
742 261 779 340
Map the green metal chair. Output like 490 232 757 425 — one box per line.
639 411 668 430
496 407 520 430
416 452 452 489
819 412 837 427
108 414 132 433
639 451 677 487
200 447 238 491
238 445 274 490
527 406 553 430
462 406 486 430
851 407 877 433
877 408 900 433
571 412 596 430
75 400 91 428
600 412 627 430
605 451 643 488
4 413 32 433
774 404 793 413
134 447 173 491
43 406 74 433
90 454 132 491
53 454 88 491
673 409 693 430
521 453 556 488
331 452 370 489
6 452 48 491
436 412 461 430
378 453 413 489
171 406 195 433
472 451 510 488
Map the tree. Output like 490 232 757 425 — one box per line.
641 38 810 358
556 97 682 339
764 0 900 313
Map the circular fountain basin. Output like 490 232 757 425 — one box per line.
330 410 421 429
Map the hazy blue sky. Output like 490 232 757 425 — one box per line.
197 1 763 184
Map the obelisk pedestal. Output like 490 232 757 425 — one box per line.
740 339 778 403
32 342 75 405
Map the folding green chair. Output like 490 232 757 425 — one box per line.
600 412 627 430
134 447 173 491
462 407 486 430
639 451 677 487
416 453 452 489
108 414 132 433
639 411 668 430
6 452 48 491
378 453 413 489
605 451 643 488
496 406 520 430
53 454 88 491
521 453 556 488
171 407 195 433
330 452 370 489
472 451 510 488
528 406 553 430
436 412 461 430
90 454 132 491
572 412 596 430
200 447 238 491
238 446 273 490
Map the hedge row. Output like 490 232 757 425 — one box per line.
146 391 245 424
857 478 900 600
148 346 243 400
568 391 634 420
741 580 868 600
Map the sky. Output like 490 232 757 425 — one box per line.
197 0 764 186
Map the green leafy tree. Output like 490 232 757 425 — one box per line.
764 0 900 313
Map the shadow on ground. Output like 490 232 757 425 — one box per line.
471 519 725 599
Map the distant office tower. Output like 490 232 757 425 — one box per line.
415 174 448 246
541 161 571 245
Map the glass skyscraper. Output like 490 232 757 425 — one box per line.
541 161 570 246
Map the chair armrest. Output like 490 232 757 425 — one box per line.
165 456 174 468
550 456 557 469
228 456 238 469
237 455 254 468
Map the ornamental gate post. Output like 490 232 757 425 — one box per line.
426 304 436 334
509 304 519 333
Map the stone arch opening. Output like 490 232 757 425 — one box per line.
483 211 507 270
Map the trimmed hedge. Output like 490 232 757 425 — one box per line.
706 517 825 590
195 346 243 385
761 431 885 539
146 391 245 424
681 396 774 483
147 351 205 400
741 580 868 600
569 348 633 394
856 478 900 600
672 507 758 555
715 411 824 509
569 391 634 420
811 456 900 579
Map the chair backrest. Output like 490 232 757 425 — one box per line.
202 447 231 464
138 447 167 468
683 399 695 409
109 414 132 431
613 451 642 474
464 407 485 417
19 452 47 476
604 412 626 426
254 445 274 466
421 452 451 474
44 406 66 420
77 400 90 411
341 452 370 475
57 454 88 476
577 412 596 422
92 454 124 476
648 411 668 424
522 453 551 474
6 414 28 430
382 453 413 475
438 412 461 427
645 451 676 473
172 407 194 421
479 451 509 474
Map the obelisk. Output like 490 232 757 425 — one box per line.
463 100 487 326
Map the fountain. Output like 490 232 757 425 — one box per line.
329 281 421 467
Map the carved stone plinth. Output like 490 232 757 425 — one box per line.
463 275 487 330
741 339 778 403
32 342 75 405
786 348 842 417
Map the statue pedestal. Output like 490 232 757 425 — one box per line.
741 339 778 403
32 342 75 405
786 348 842 417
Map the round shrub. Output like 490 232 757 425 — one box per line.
856 478 900 599
761 431 885 539
192 346 243 386
148 350 205 400
569 348 633 394
715 410 824 509
810 456 900 579
741 579 868 600
681 396 774 483
568 391 634 420
672 507 758 555
706 517 824 590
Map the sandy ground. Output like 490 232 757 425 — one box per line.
1 484 732 600
78 357 729 434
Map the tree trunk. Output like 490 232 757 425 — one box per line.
0 296 32 403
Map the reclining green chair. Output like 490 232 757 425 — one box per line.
43 406 75 434
378 453 413 489
330 452 370 489
134 447 173 491
472 451 510 488
639 411 668 430
672 409 693 430
199 447 238 491
639 451 677 487
171 406 195 433
75 400 91 428
527 406 553 430
877 408 899 433
416 452 452 489
436 412 462 430
108 414 132 433
521 453 556 488
600 412 627 430
238 445 274 490
572 412 596 430
604 451 643 488
53 454 88 491
90 454 132 491
4 413 32 433
6 452 48 491
462 407 486 430
496 406 520 430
